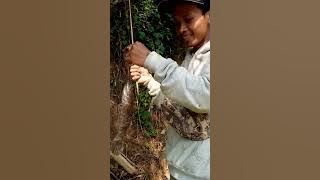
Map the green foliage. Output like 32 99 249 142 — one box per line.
111 0 178 63
111 0 184 137
135 85 157 137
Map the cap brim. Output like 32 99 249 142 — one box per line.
155 0 205 13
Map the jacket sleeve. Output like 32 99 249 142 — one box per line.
144 51 210 113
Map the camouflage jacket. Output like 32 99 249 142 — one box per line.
159 98 209 140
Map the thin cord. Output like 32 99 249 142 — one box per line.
128 0 134 44
128 0 142 137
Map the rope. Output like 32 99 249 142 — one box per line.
127 0 139 95
127 0 142 137
128 0 134 44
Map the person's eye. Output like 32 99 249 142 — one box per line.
185 17 193 24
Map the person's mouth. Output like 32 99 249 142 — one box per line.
182 33 191 41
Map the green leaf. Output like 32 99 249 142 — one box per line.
138 31 146 40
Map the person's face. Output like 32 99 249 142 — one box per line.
173 3 210 49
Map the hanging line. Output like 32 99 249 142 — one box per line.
128 0 134 44
127 0 142 137
129 0 142 138
127 0 140 95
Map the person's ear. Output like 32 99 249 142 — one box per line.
205 11 210 24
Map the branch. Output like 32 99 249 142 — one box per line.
110 151 138 174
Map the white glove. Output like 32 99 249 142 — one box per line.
130 65 152 85
147 78 161 96
130 65 161 97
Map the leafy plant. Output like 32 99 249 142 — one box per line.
111 0 184 137
134 86 157 137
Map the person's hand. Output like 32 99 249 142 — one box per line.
130 65 161 97
130 65 152 85
123 41 151 66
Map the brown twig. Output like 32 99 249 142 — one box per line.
110 151 138 174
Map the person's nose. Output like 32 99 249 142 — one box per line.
178 22 188 34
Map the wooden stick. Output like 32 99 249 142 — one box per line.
110 151 137 174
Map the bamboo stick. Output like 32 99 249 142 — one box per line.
110 151 137 174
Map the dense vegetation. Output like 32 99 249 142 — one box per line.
110 0 184 136
110 1 186 178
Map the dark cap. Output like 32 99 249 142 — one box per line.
155 0 210 13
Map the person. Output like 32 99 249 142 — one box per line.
123 0 210 179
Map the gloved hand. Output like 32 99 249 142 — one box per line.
130 65 152 85
130 65 161 96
